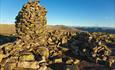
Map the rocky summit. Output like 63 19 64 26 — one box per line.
0 0 114 70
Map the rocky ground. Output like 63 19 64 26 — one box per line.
0 25 115 70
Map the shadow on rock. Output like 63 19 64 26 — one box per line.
0 35 17 45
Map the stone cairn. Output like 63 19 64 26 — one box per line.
15 0 47 47
0 0 114 70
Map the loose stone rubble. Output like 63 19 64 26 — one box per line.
0 0 115 70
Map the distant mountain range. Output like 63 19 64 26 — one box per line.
53 25 115 34
74 27 115 34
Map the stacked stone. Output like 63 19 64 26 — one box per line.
46 30 75 59
0 0 48 70
68 32 114 67
44 30 114 68
0 42 49 70
91 32 115 44
14 0 49 69
15 0 47 47
45 30 80 70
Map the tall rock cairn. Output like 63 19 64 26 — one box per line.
15 0 47 48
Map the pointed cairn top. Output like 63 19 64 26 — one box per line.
29 0 40 3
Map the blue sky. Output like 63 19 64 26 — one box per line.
0 0 115 27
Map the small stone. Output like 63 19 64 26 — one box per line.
0 54 4 62
73 59 80 64
54 58 62 63
19 54 35 61
17 61 39 69
5 62 17 70
66 59 73 64
35 47 49 58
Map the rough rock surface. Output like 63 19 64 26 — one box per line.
0 0 114 70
